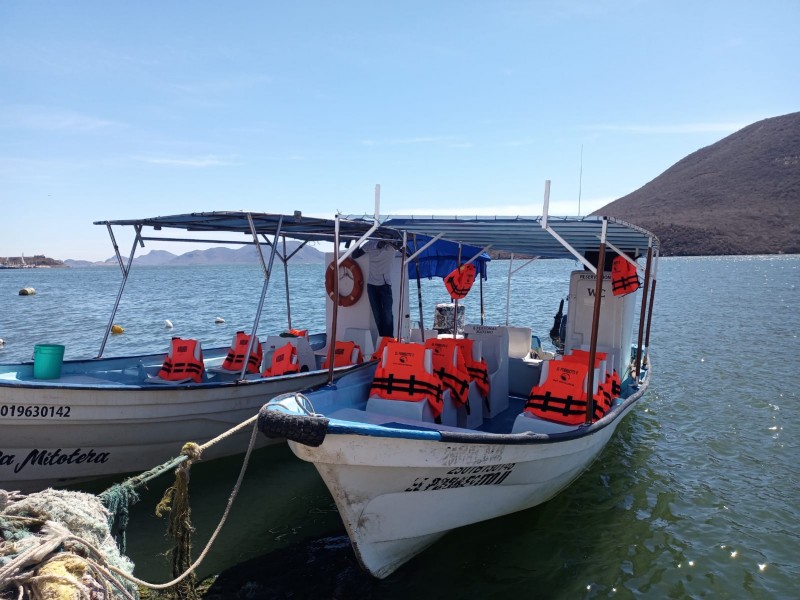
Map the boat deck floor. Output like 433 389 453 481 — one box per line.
329 395 530 436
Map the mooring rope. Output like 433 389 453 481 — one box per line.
101 415 261 592
99 412 260 552
2 411 262 598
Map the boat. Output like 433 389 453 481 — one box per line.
0 206 420 492
258 182 660 578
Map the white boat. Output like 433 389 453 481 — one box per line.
0 208 412 492
259 184 660 578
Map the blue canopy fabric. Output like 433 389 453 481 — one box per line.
406 234 490 281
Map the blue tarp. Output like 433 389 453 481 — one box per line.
406 234 490 281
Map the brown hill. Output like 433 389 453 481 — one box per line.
592 112 800 256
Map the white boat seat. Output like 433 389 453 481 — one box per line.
366 343 449 425
344 327 375 359
424 338 482 429
263 335 316 372
207 331 263 377
322 341 363 369
145 337 206 385
463 325 509 418
507 326 533 359
409 328 438 343
511 412 577 434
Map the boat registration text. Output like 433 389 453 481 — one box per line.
1 404 71 418
405 463 515 492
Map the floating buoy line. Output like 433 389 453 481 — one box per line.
0 411 262 599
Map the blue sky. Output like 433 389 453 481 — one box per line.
1 1 797 260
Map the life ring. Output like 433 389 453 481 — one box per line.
325 257 364 307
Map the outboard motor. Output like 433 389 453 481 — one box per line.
549 298 565 353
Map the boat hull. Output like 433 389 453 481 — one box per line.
0 351 369 492
281 382 645 578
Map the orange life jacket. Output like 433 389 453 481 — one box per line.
158 337 204 383
611 256 640 296
263 342 300 377
454 338 490 399
424 338 471 409
323 340 363 369
369 343 443 418
524 360 589 425
221 331 263 374
284 328 308 338
371 336 397 361
444 263 477 300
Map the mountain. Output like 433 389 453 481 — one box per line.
65 241 325 267
592 112 800 256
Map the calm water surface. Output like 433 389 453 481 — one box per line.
1 255 798 598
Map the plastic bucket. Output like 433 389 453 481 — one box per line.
33 344 65 379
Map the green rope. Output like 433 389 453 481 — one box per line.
155 444 200 600
98 452 190 552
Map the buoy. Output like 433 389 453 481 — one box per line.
18 287 36 296
214 316 225 324
165 319 173 329
0 338 5 347
111 324 124 334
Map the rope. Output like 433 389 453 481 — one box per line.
102 417 262 592
0 411 263 598
99 412 260 551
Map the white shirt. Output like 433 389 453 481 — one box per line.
362 240 396 286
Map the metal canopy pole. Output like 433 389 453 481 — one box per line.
396 230 408 341
413 234 426 340
541 180 597 273
240 213 282 380
327 215 341 384
282 237 292 330
453 243 462 335
634 242 653 381
505 253 514 326
97 224 143 358
643 248 659 368
480 271 485 325
338 184 381 265
585 217 608 424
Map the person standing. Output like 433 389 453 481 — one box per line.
353 240 398 337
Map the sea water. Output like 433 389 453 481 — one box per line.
1 256 798 598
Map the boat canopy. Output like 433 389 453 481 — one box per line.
381 215 658 260
406 234 490 281
95 211 402 244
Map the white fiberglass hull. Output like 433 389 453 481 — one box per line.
272 381 645 578
0 352 351 492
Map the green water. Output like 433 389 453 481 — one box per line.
3 255 799 597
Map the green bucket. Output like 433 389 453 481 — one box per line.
33 344 65 379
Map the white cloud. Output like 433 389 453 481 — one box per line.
133 155 237 168
360 136 467 147
0 105 120 132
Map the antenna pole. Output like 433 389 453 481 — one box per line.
578 144 583 216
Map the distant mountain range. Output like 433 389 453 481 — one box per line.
593 111 800 256
64 241 325 268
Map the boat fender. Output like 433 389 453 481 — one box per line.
257 403 329 447
111 324 124 334
325 257 364 307
165 319 173 329
18 287 36 295
215 316 225 324
0 338 5 347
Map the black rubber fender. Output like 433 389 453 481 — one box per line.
257 405 330 447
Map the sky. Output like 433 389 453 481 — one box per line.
1 0 797 261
